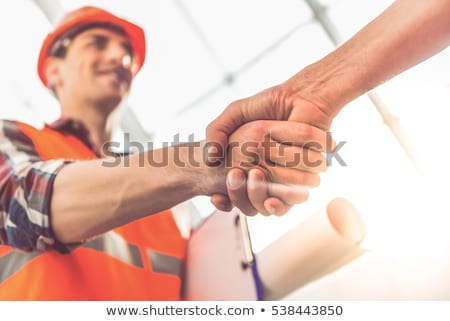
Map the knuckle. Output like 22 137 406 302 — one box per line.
298 123 314 138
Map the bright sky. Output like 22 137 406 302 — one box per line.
1 0 449 299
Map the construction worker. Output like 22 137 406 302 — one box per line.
208 0 450 214
0 6 326 300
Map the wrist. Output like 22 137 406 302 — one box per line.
175 140 228 197
272 74 337 131
283 42 375 120
285 63 348 117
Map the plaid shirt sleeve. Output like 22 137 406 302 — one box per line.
0 120 71 252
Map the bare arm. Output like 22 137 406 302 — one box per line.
208 0 450 214
51 120 324 244
51 142 223 243
286 0 450 120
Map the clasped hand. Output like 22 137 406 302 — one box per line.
207 84 335 216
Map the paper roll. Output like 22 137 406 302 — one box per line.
256 198 366 300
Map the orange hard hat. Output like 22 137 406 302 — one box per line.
37 6 146 87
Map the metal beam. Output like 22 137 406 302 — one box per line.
31 0 64 24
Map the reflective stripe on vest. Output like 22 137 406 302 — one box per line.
83 232 144 268
0 231 147 283
0 121 186 300
148 250 182 277
0 250 40 283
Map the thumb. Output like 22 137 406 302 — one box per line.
206 87 278 152
286 99 336 151
287 98 334 132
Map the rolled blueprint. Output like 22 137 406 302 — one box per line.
256 198 366 300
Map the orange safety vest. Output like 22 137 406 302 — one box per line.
0 121 186 300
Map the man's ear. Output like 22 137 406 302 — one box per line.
43 57 64 90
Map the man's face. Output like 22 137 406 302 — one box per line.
55 27 135 108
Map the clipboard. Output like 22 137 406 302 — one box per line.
182 208 259 300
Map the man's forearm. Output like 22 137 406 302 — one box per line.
51 141 225 243
289 0 450 116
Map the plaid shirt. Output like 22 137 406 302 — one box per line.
0 118 97 252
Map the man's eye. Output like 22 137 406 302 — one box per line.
90 38 108 50
123 44 134 58
94 42 107 50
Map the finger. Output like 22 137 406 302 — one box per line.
247 169 271 215
210 193 233 212
205 89 275 149
287 101 334 134
260 121 330 152
266 166 321 188
246 169 308 216
226 168 258 216
264 197 292 216
268 142 327 173
267 182 310 206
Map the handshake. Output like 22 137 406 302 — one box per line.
203 85 344 217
